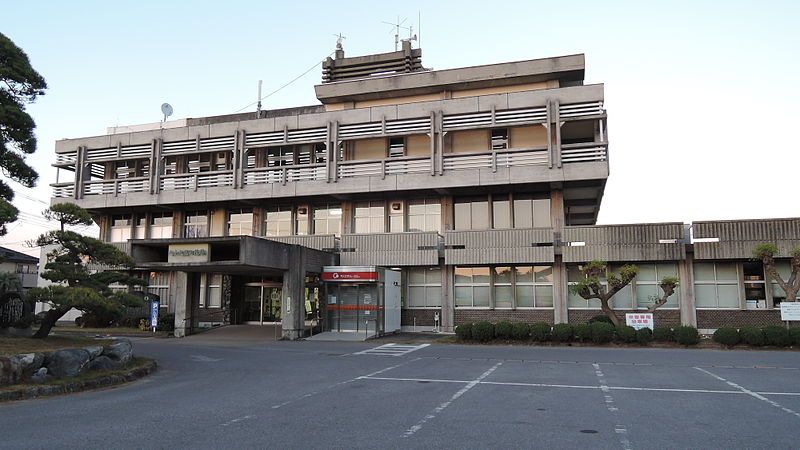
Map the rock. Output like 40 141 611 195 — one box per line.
13 352 45 377
0 356 22 385
45 349 91 378
83 346 104 359
85 355 119 372
102 339 133 365
31 367 48 383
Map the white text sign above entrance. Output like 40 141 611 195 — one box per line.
168 243 210 264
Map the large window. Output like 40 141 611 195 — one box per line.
455 267 491 307
567 264 631 308
635 264 680 309
407 267 442 308
513 196 551 228
134 216 146 239
184 211 208 238
198 273 222 308
491 128 509 150
515 266 555 308
296 206 310 235
228 209 253 236
408 199 440 233
493 267 513 308
456 195 550 230
150 213 173 239
694 262 739 308
354 201 385 234
147 272 170 309
313 204 341 236
110 215 132 242
454 197 489 230
492 196 511 229
264 206 292 237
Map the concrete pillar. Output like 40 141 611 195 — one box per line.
281 246 307 339
679 252 697 327
441 264 454 332
553 256 569 324
173 271 191 337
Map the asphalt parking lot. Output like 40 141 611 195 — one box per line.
2 331 800 449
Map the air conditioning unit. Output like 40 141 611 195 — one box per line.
390 201 403 212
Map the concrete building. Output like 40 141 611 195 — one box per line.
47 43 799 337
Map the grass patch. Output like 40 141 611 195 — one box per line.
0 335 111 357
47 324 166 337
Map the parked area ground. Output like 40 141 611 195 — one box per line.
2 327 800 449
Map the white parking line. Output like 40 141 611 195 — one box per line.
593 363 631 450
695 367 800 420
354 343 430 357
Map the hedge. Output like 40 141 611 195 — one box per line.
472 321 495 342
674 326 700 346
511 322 531 340
653 326 674 342
713 327 740 347
739 326 765 347
591 322 615 344
530 322 552 342
552 323 574 343
494 321 514 340
763 326 791 347
615 325 637 344
574 324 592 342
456 323 473 340
635 328 653 345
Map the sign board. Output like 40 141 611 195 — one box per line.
781 302 800 321
625 313 654 330
150 299 160 331
168 243 210 263
321 271 378 282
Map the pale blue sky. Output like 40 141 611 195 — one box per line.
2 0 799 255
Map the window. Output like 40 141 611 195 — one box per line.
454 267 491 307
568 264 606 308
743 261 766 306
408 199 440 232
184 211 208 238
513 196 551 228
388 137 405 158
115 160 149 179
297 143 326 165
265 206 292 237
389 202 404 233
313 204 341 236
187 153 212 173
268 146 294 167
492 196 511 229
296 206 309 235
207 274 222 307
147 272 170 309
515 266 555 308
771 262 800 304
228 209 253 236
354 201 385 234
694 262 739 308
635 263 680 309
110 215 132 242
491 129 509 150
454 197 489 230
493 267 513 308
407 267 442 307
134 216 147 239
150 213 173 239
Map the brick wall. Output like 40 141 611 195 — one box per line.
567 309 681 327
402 308 440 326
454 309 554 325
696 309 784 329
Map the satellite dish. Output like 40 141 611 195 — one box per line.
161 103 173 121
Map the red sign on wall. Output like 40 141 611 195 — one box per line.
321 271 378 282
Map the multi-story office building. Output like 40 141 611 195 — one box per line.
48 43 799 338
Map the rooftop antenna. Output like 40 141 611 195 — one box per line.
333 32 346 51
382 16 413 51
160 103 173 126
256 80 262 117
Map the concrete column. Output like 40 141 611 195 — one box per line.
281 246 307 340
679 252 697 327
441 263 454 332
173 271 191 337
553 255 569 324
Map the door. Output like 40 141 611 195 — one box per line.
242 285 263 323
243 282 282 324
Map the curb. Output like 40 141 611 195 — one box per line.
0 359 157 402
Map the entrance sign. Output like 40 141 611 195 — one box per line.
150 299 160 332
780 302 800 321
167 243 210 263
321 271 378 282
625 313 653 330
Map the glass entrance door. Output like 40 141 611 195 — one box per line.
326 283 382 334
243 282 282 324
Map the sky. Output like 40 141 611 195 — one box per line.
2 0 799 256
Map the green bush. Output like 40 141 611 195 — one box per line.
511 322 531 340
789 327 800 346
494 321 513 340
635 328 653 345
615 325 637 343
739 326 765 346
455 323 473 340
673 326 700 346
472 321 495 342
157 313 175 332
653 326 674 342
713 327 740 346
552 323 574 343
574 324 592 342
763 326 791 347
590 322 615 344
530 322 552 342
589 315 615 325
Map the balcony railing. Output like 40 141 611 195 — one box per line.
443 147 549 171
243 164 326 185
82 177 151 196
337 156 431 179
561 142 608 163
159 171 234 191
51 182 75 198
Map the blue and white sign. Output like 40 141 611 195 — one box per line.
150 299 160 331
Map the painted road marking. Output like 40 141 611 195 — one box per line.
354 343 430 357
695 367 800 419
190 355 221 362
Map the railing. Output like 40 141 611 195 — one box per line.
82 177 150 196
51 182 75 198
443 147 549 171
561 142 608 163
338 156 430 179
243 164 326 185
55 152 77 165
159 171 234 191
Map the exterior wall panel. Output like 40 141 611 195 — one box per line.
693 218 800 259
340 232 439 266
563 223 685 262
445 228 554 265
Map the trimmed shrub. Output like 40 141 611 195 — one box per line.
590 322 615 344
653 326 674 342
713 327 740 347
157 313 175 332
615 325 637 344
635 327 653 345
789 327 800 346
455 323 473 340
511 322 531 340
574 324 592 342
739 326 765 346
673 326 700 346
763 326 791 347
530 322 552 342
494 321 514 340
589 315 615 325
472 321 495 342
552 323 574 343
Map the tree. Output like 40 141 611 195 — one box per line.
753 243 800 303
26 205 145 338
42 202 93 231
569 260 679 327
0 32 47 235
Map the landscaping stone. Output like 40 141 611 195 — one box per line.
86 355 118 371
31 367 48 383
102 339 132 365
83 346 103 359
45 349 91 378
14 352 44 377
